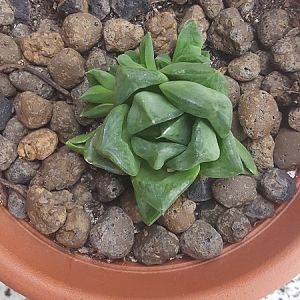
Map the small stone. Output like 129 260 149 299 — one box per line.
84 198 104 225
224 0 254 18
217 208 251 243
9 0 31 23
85 48 116 71
271 111 282 137
238 90 279 139
11 23 31 44
31 147 86 190
119 189 142 224
273 128 300 170
0 33 22 64
37 19 60 33
71 182 92 206
199 0 224 19
0 0 15 25
259 168 296 204
225 76 240 108
0 135 17 171
18 129 58 161
239 75 264 94
5 158 40 184
57 0 89 17
93 170 125 203
247 135 275 172
104 19 144 52
212 175 257 208
231 111 247 141
48 48 85 89
62 13 102 53
172 0 187 4
9 67 54 99
111 0 151 20
256 50 273 76
133 225 179 265
198 200 226 227
180 220 223 260
56 207 91 249
0 184 7 206
90 207 135 259
288 107 300 132
20 32 65 66
50 101 80 143
257 9 289 49
148 12 177 55
179 5 209 43
0 95 13 131
3 116 29 145
261 71 292 106
272 35 300 73
89 0 110 20
0 73 16 98
26 185 71 235
14 92 53 129
228 53 260 82
187 176 214 202
7 188 27 219
242 194 275 223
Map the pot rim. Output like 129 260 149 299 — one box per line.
0 173 299 300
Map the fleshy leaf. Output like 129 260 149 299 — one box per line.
66 131 95 145
155 54 172 69
117 54 144 69
139 32 156 70
124 50 140 63
94 104 140 176
159 81 232 138
166 119 220 171
131 136 186 170
132 163 200 225
86 69 116 90
80 85 114 104
127 91 183 135
80 103 114 118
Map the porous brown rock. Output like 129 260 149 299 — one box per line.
0 33 22 64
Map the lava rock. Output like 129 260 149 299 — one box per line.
62 13 102 53
89 0 110 20
84 198 104 225
133 225 179 265
0 0 14 25
56 207 91 249
171 0 187 4
212 175 257 208
239 75 264 94
50 101 80 143
199 0 224 19
257 9 289 49
85 48 116 71
198 200 226 227
11 23 31 44
9 67 54 99
259 168 296 204
2 116 29 145
9 0 31 23
158 196 196 234
20 31 65 66
0 95 13 131
180 220 223 260
7 188 27 219
0 73 16 97
104 19 144 52
0 135 17 171
0 184 7 206
271 111 282 137
119 189 142 224
57 0 89 17
231 111 247 141
187 176 214 202
238 90 279 139
256 50 273 76
111 0 151 20
217 208 251 243
37 18 60 33
48 48 85 89
225 76 240 108
71 182 93 206
90 207 135 259
18 129 58 161
288 107 300 132
5 158 40 184
14 91 53 129
273 128 300 170
0 33 22 64
147 12 178 54
224 0 254 18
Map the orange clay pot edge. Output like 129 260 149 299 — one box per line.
0 173 299 300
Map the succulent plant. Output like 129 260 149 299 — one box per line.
67 21 257 225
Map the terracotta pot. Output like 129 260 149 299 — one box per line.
0 174 299 300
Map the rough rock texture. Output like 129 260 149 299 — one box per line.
11 23 31 43
187 176 214 202
238 90 279 139
2 116 29 145
207 8 253 56
31 147 86 191
180 220 223 260
0 73 16 98
148 12 178 54
0 95 13 131
133 225 179 265
111 0 151 20
239 75 264 94
259 168 296 204
224 0 254 18
217 208 251 243
199 0 224 19
57 0 89 17
20 32 64 66
271 111 282 137
14 91 53 129
198 200 226 227
0 135 17 171
85 48 115 70
256 50 273 76
0 0 15 25
9 0 30 23
158 196 196 234
62 13 102 53
7 187 27 219
288 107 300 132
18 129 58 161
89 0 110 20
273 128 300 170
212 175 257 208
0 33 22 64
103 19 144 52
0 184 7 206
71 182 92 206
90 207 135 259
231 110 247 141
119 189 142 224
225 76 240 108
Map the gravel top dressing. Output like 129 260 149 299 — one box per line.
0 0 299 266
